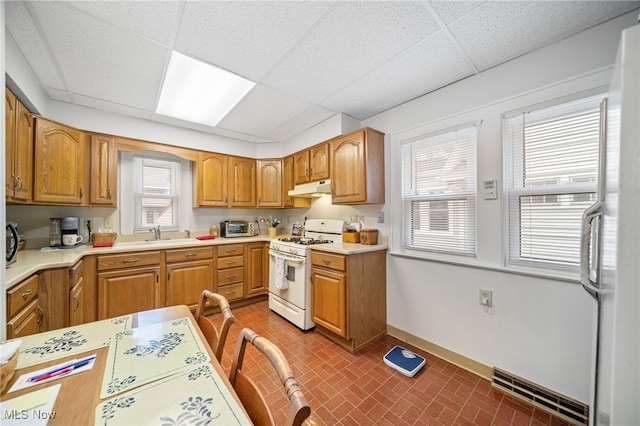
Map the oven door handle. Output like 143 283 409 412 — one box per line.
268 250 305 264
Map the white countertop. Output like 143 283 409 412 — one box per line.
6 237 387 288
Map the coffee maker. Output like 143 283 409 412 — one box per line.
61 217 80 247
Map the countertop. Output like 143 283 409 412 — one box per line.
6 236 388 288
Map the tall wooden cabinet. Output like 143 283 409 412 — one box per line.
5 88 34 203
34 117 87 205
330 128 385 204
311 249 387 352
256 159 282 207
166 247 214 311
90 134 117 206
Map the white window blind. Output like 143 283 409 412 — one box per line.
401 124 477 256
504 93 604 270
133 155 180 232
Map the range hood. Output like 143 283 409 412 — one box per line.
288 180 331 197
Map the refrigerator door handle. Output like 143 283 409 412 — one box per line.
580 200 604 301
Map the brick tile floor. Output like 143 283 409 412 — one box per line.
213 300 572 426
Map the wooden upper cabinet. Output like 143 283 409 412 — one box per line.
34 117 87 205
256 159 282 208
5 89 34 203
283 156 295 207
90 134 117 206
309 143 330 182
229 156 255 208
330 128 385 204
293 143 330 185
194 152 228 207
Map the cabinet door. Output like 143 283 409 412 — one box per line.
293 150 309 184
166 259 214 310
34 117 87 204
312 267 348 338
13 100 34 202
195 152 228 207
256 159 282 207
309 143 329 181
70 281 84 326
5 89 16 198
90 134 117 206
330 130 366 204
229 156 256 207
246 242 268 297
98 266 160 319
283 156 295 207
7 299 43 339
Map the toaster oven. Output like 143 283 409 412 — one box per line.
220 220 257 238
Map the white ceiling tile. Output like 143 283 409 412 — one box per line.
73 94 154 121
30 1 168 111
217 84 311 137
175 1 333 82
266 105 337 142
428 0 486 25
449 1 640 71
263 1 440 103
62 0 180 46
322 31 475 119
45 87 72 103
5 1 66 90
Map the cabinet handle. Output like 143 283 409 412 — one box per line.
226 261 236 266
322 258 331 265
21 289 33 299
35 305 44 325
79 188 84 199
107 188 112 200
122 259 139 264
11 173 18 190
73 297 80 312
226 275 237 280
17 176 24 191
225 249 235 254
184 253 197 258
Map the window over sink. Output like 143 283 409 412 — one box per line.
120 151 192 234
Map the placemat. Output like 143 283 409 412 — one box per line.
100 317 210 399
16 315 132 369
95 364 250 425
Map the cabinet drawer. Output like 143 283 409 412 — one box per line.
166 247 213 263
217 244 244 257
216 283 244 302
7 299 42 339
217 255 244 269
311 251 346 271
70 260 84 287
98 251 161 271
217 267 244 286
7 274 39 319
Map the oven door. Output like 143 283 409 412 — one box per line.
268 249 307 309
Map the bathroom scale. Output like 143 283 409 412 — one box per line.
383 346 426 377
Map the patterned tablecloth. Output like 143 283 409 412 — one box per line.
95 364 251 425
100 317 211 399
16 315 132 369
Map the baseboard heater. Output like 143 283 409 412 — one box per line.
492 367 588 425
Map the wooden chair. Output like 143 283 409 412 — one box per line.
229 328 311 426
194 290 235 362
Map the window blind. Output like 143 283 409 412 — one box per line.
504 94 604 268
133 156 180 231
401 124 477 256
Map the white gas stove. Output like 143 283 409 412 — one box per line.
268 219 345 330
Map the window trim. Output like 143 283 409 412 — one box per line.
132 155 180 233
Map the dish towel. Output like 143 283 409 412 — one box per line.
275 256 289 290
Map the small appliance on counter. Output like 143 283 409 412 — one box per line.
6 222 19 267
51 217 84 248
220 220 258 238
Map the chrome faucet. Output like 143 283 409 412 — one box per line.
150 225 161 240
185 230 190 239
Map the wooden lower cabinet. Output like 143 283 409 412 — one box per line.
246 242 268 297
6 274 44 339
97 251 162 319
166 247 214 311
69 259 84 326
311 249 387 352
215 244 245 302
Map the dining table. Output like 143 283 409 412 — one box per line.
0 305 252 425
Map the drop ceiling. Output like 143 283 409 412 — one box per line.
5 1 640 143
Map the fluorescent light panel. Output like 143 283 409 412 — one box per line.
156 51 255 127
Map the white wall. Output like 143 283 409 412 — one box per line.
362 11 640 403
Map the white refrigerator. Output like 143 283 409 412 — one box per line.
581 22 640 426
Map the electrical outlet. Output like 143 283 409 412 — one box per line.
104 215 113 229
377 211 384 223
479 289 493 308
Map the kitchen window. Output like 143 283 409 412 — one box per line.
503 92 605 272
401 123 478 256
